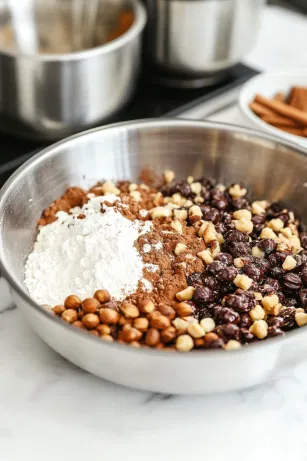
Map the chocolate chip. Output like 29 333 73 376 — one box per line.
301 233 307 250
193 286 214 306
301 265 307 285
215 253 233 265
216 324 240 340
229 242 251 258
240 328 254 343
201 207 220 224
217 266 238 283
258 238 277 255
187 272 203 287
279 308 296 330
265 278 281 291
299 289 307 307
283 273 302 291
240 313 252 329
226 230 249 243
202 275 219 291
224 294 250 313
214 307 240 325
231 198 249 210
268 326 284 337
242 264 264 282
207 261 226 274
269 266 284 279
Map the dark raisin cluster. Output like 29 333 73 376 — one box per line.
164 176 307 348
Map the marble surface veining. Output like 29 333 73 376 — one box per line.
1 5 307 461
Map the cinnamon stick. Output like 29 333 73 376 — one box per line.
273 92 285 102
269 125 306 136
249 102 275 117
261 114 299 128
254 94 307 126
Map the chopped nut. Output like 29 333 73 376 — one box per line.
174 243 187 255
234 274 252 291
200 317 215 333
190 182 202 195
198 221 208 237
224 340 241 350
189 205 202 218
229 184 247 198
251 200 267 215
260 227 278 241
234 218 253 234
151 206 172 219
249 305 265 321
203 222 216 243
194 196 204 204
130 190 141 202
187 176 194 184
171 219 183 234
176 334 194 352
249 319 268 339
175 302 193 317
210 240 221 258
234 258 244 268
233 209 252 221
197 249 214 264
102 181 120 195
282 255 297 270
153 192 163 207
252 246 265 259
262 294 279 312
120 303 140 318
254 292 263 301
176 286 195 301
138 299 155 313
295 312 307 327
268 218 284 232
296 308 305 313
270 303 282 316
187 323 205 338
173 209 188 220
216 233 225 244
171 193 185 206
164 170 175 183
172 318 189 331
281 227 292 239
128 183 138 192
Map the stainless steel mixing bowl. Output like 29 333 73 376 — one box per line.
0 119 307 394
143 0 265 87
0 0 146 140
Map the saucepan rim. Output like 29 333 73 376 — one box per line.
1 118 307 359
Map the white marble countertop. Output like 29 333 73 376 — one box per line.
1 5 307 461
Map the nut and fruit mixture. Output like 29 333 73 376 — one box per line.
39 171 307 352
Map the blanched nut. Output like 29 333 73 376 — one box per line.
174 243 187 255
200 317 215 333
94 289 111 304
175 302 193 317
197 249 213 264
120 302 140 318
282 255 297 271
174 209 188 221
130 190 141 202
295 312 307 327
82 313 100 329
229 184 247 198
233 209 252 221
171 219 183 234
172 317 189 331
164 169 175 184
260 227 278 241
224 340 241 350
62 309 78 323
233 218 253 234
151 206 172 219
249 305 265 321
176 334 194 352
187 322 205 338
176 286 195 301
234 274 252 291
251 200 267 215
234 257 244 268
252 246 265 259
249 319 268 339
262 294 279 313
138 299 155 314
268 218 284 232
102 181 120 195
189 205 202 218
64 295 82 310
190 182 202 195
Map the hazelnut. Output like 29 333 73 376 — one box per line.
120 303 140 319
174 243 187 255
153 192 163 207
99 308 119 324
145 328 160 346
89 330 99 337
295 312 307 327
254 292 263 301
133 317 149 332
72 320 85 329
119 328 142 342
282 255 297 271
101 335 113 342
96 324 111 336
175 302 193 317
281 227 292 239
158 304 176 319
160 326 176 343
198 221 208 237
82 298 100 313
200 317 215 333
150 313 171 330
233 209 252 221
61 309 78 323
224 340 241 350
249 319 268 339
234 274 252 291
64 295 81 310
138 299 155 314
53 305 66 315
82 313 100 329
130 341 141 348
176 286 195 301
187 323 205 339
176 334 194 352
94 289 111 304
210 240 221 259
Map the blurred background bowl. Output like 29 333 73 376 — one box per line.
0 0 146 140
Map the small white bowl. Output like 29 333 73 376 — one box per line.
239 70 307 147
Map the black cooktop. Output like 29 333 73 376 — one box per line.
0 63 258 186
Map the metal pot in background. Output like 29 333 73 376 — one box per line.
0 0 147 140
143 0 266 88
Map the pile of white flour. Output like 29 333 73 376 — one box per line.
24 195 152 306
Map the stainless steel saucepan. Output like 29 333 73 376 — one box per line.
0 119 307 394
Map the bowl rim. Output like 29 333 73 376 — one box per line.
238 70 307 146
0 0 147 61
1 117 307 359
